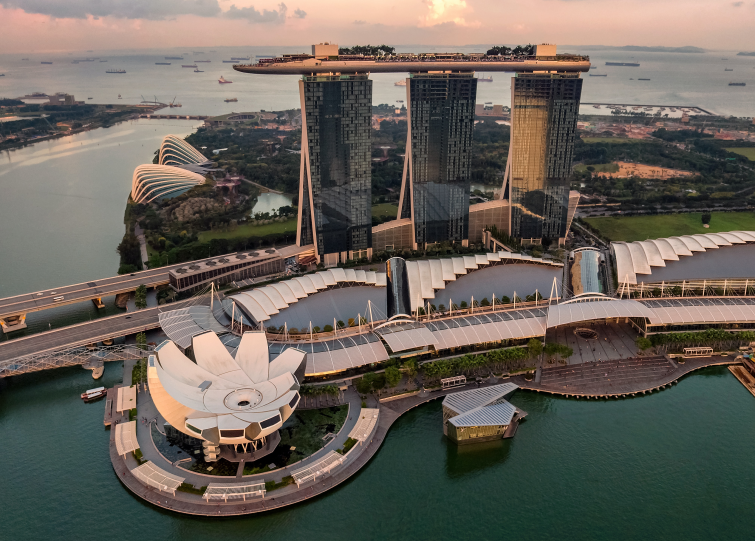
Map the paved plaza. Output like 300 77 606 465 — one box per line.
545 321 640 365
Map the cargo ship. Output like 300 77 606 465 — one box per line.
182 64 198 68
724 68 733 71
155 62 171 65
589 73 607 77
605 62 640 67
222 60 236 63
231 57 250 61
194 68 204 73
224 98 238 102
729 82 746 86
638 78 651 81
219 76 233 84
41 61 53 64
195 60 211 63
165 56 183 60
106 68 126 74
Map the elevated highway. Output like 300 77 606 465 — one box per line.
0 266 180 332
0 297 207 376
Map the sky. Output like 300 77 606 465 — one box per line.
0 0 754 53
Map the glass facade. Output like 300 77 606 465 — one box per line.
300 74 372 258
509 73 582 242
400 73 477 246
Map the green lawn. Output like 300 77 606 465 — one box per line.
197 218 296 242
725 147 755 161
581 137 653 144
574 163 619 173
583 212 755 242
372 203 399 220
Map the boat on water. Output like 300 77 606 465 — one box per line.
106 68 126 74
395 80 407 86
118 94 122 99
222 60 236 63
155 62 171 65
87 97 93 100
724 68 733 71
219 76 233 84
195 60 211 63
606 62 640 67
231 57 250 61
100 60 108 62
81 387 106 402
41 61 53 64
477 74 493 82
194 68 204 73
592 104 601 109
589 74 607 77
729 82 746 86
165 56 183 60
224 98 238 102
638 78 651 81
182 64 197 68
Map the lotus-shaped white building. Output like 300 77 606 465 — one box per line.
148 330 306 446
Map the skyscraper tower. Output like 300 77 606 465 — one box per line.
507 71 583 245
297 72 373 266
398 73 477 249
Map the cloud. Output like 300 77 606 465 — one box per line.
0 0 221 19
292 7 305 18
224 2 288 22
419 0 478 27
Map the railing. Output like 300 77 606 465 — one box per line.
0 343 153 378
619 278 755 299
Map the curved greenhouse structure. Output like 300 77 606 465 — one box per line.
159 134 209 167
131 164 205 203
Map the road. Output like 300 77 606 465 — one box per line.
0 265 184 320
0 306 164 362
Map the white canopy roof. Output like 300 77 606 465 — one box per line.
612 231 755 285
546 299 656 327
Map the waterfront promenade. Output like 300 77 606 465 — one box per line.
515 355 739 398
110 352 743 515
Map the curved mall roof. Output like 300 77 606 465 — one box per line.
131 164 205 203
159 134 209 167
612 231 755 284
148 330 306 445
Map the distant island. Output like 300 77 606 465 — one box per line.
737 51 755 56
613 45 705 53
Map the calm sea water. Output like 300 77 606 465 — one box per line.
1 46 753 116
1 364 753 540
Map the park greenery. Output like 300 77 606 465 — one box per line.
641 329 755 352
134 284 147 309
486 44 536 56
338 45 395 56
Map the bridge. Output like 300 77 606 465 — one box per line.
0 266 179 333
0 244 303 333
139 114 209 120
0 297 208 377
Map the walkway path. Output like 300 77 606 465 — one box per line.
516 355 738 397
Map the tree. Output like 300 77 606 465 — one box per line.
385 366 401 388
527 338 543 358
402 359 418 379
117 233 142 270
134 284 147 309
701 212 711 225
136 332 147 351
636 337 653 351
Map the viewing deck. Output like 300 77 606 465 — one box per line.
234 54 591 75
